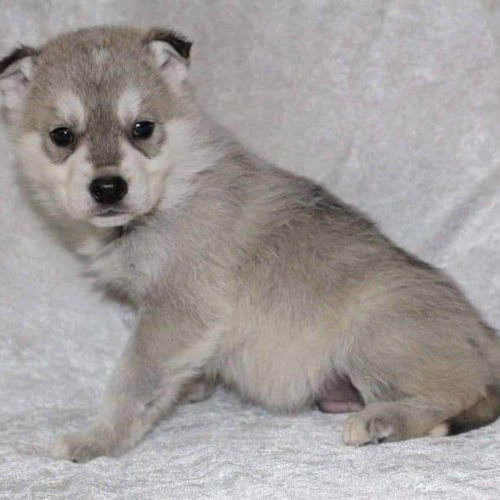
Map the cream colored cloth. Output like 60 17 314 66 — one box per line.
1 1 500 498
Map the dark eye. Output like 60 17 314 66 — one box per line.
50 127 74 147
132 121 155 139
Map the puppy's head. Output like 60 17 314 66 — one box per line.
0 26 193 227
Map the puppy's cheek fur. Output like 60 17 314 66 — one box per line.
16 132 70 214
120 140 170 215
65 146 95 220
145 150 171 211
120 142 151 214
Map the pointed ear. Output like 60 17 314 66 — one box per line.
145 29 192 85
0 45 38 115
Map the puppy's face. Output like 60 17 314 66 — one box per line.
0 27 193 227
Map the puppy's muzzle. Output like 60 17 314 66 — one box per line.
90 176 128 204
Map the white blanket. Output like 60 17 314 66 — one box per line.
1 1 500 498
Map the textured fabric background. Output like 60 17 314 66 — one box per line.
1 1 500 498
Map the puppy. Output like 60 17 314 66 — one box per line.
1 26 499 463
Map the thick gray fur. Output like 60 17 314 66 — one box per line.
1 26 499 462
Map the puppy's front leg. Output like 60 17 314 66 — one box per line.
52 311 211 463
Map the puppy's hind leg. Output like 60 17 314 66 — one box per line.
338 278 497 445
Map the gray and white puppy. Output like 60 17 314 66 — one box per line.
1 26 499 463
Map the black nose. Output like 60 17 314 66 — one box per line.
89 176 128 204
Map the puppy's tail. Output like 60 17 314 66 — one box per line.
430 327 500 438
439 388 500 436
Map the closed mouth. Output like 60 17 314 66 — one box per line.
96 209 127 217
90 209 134 228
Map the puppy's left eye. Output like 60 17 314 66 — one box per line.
50 127 75 147
132 121 155 139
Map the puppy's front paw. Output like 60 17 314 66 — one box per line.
51 428 110 463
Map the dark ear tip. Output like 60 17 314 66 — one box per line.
0 45 38 76
146 28 193 59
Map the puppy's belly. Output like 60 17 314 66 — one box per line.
316 377 364 414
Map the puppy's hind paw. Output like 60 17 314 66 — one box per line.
342 414 395 446
343 415 371 446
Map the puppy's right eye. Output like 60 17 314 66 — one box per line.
50 127 74 147
132 121 155 139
